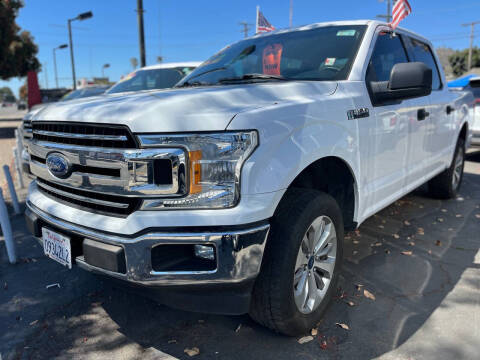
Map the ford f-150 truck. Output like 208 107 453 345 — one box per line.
25 20 472 335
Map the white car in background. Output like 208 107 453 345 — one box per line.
106 62 201 94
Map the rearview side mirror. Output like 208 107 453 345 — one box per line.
370 62 433 106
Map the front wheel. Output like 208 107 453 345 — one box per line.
249 189 344 336
428 137 465 199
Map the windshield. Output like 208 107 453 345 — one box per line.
61 87 109 101
178 25 366 87
107 67 196 94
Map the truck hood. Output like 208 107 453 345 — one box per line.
31 82 338 133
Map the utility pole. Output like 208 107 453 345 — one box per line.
136 0 146 67
43 62 49 89
289 0 293 28
462 21 480 71
377 0 393 23
239 21 252 38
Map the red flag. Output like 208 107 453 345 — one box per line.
27 71 41 109
390 0 412 30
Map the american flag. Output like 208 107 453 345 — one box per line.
257 11 275 33
390 0 412 30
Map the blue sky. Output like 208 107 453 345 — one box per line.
2 0 480 97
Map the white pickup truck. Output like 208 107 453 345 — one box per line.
25 20 472 335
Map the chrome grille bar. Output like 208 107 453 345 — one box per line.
36 181 130 209
33 130 128 141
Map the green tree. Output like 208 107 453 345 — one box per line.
449 47 480 77
0 0 40 80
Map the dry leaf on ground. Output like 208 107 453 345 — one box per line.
184 347 200 357
417 228 424 235
475 214 480 219
435 240 442 246
409 241 415 246
385 249 391 254
344 300 355 307
336 323 350 330
441 209 447 213
235 324 242 333
393 234 400 239
353 240 360 244
168 339 177 344
401 250 413 256
355 284 364 291
378 225 384 229
311 328 318 336
29 320 38 326
371 242 382 247
404 220 411 226
363 289 376 300
298 336 314 344
456 214 463 218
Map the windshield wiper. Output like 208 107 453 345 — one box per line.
218 73 289 83
176 66 227 87
176 80 209 88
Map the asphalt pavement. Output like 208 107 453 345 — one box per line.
1 146 479 360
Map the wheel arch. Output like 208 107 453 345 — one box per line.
277 156 359 230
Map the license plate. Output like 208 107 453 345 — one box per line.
42 228 72 269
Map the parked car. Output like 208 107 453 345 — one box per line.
106 62 201 94
17 101 27 110
459 77 480 147
60 85 110 101
25 20 472 336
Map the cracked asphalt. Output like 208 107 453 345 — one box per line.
1 132 479 359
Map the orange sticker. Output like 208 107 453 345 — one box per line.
263 44 283 75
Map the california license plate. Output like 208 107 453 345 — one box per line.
42 228 72 269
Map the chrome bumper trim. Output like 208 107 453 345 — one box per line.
27 201 270 286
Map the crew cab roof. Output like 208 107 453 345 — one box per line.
250 19 429 44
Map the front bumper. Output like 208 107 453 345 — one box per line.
25 201 270 313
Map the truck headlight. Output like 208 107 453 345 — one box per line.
137 131 258 209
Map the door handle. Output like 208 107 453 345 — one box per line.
446 105 455 115
417 108 430 121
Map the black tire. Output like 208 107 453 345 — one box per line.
249 188 344 336
428 137 465 199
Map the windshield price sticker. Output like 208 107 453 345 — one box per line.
337 30 356 37
263 44 283 75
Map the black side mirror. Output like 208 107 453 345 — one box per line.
371 62 432 105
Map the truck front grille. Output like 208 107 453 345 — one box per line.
32 122 137 148
36 179 141 217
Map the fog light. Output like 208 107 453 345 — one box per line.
194 244 215 260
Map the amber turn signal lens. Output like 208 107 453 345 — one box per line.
189 150 202 194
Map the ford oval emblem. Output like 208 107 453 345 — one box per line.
46 153 71 179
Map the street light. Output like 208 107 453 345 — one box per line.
101 63 110 78
68 11 93 89
53 44 68 89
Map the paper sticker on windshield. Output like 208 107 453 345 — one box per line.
325 58 336 66
263 43 283 75
337 30 356 37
